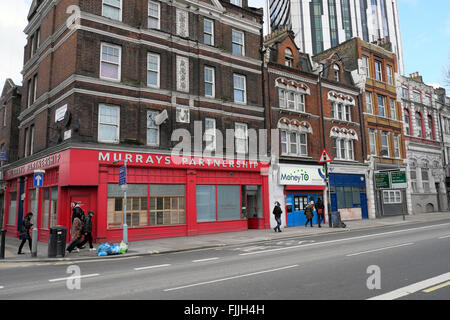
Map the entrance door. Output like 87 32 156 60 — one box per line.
247 195 259 229
360 193 368 219
69 193 93 241
286 194 319 227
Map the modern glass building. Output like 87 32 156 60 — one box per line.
265 0 405 75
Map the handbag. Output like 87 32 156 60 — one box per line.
19 231 28 240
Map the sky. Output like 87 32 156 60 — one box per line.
0 0 449 92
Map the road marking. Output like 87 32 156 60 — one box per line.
48 273 100 283
438 235 450 239
164 264 299 292
192 257 219 263
423 281 450 293
134 264 171 271
346 243 414 257
368 272 450 300
0 286 4 289
239 223 450 256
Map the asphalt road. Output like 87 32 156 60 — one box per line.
1 219 450 302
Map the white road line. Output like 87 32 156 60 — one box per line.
239 223 450 256
164 264 299 292
192 257 219 263
368 272 450 300
438 235 450 239
134 264 171 271
48 273 100 283
0 286 4 289
346 243 414 257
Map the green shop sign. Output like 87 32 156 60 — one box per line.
375 172 391 189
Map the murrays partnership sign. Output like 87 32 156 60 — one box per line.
279 165 326 186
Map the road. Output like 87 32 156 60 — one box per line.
1 219 450 303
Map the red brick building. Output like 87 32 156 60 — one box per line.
3 0 270 243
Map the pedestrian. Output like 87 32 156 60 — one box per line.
67 216 82 253
273 202 282 232
17 212 33 255
72 201 85 223
304 201 314 227
78 210 95 251
316 197 325 228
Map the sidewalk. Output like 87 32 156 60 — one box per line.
1 211 450 263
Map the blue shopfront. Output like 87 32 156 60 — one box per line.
329 173 368 220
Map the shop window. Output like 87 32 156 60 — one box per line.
40 187 58 229
196 185 216 222
28 189 38 218
383 190 401 204
42 189 50 229
50 187 58 227
8 192 17 225
197 185 242 222
334 186 362 209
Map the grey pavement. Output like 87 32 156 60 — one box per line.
1 211 450 263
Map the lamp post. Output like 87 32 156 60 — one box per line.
113 159 128 244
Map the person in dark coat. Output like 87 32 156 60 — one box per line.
304 201 314 227
66 216 82 253
18 212 33 254
72 201 85 223
273 202 283 232
78 210 95 251
316 197 325 228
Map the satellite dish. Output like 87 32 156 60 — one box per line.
154 109 168 126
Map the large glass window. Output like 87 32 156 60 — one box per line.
197 185 242 222
377 95 386 117
386 65 393 85
149 185 185 226
334 186 363 209
8 192 17 225
380 131 390 157
235 123 248 155
196 185 216 222
375 60 382 81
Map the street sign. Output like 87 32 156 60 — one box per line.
119 166 127 186
0 150 7 161
319 149 333 163
33 172 44 187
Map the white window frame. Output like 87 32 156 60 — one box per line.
377 94 385 117
386 65 393 85
383 190 402 204
232 29 245 56
148 1 161 29
203 19 214 46
369 129 377 155
390 99 396 120
374 60 382 81
102 0 122 21
100 43 122 82
412 90 421 103
345 105 351 121
415 111 423 137
235 123 248 155
146 110 160 146
402 87 408 99
380 131 390 157
98 104 120 144
279 89 286 109
404 108 411 135
204 118 216 151
422 167 430 192
285 48 293 67
362 55 369 76
147 52 160 88
366 92 373 114
230 0 243 7
282 131 308 156
334 138 354 160
233 74 246 104
393 135 401 158
333 64 340 82
204 66 215 98
27 78 33 108
33 74 38 104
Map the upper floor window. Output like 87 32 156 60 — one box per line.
415 111 423 137
390 99 396 120
281 131 307 156
279 89 305 112
100 43 121 81
404 108 411 135
204 66 215 98
427 115 434 139
285 48 294 67
380 131 390 157
233 74 246 104
423 94 431 106
412 90 421 103
374 60 382 81
205 118 216 151
393 134 401 158
102 0 122 21
386 65 393 85
362 55 369 76
147 110 159 146
147 53 160 88
230 0 242 7
369 129 377 155
332 138 354 160
2 106 6 127
235 123 248 155
232 30 244 56
331 102 350 121
365 92 373 114
98 104 120 143
204 19 214 46
377 94 386 117
148 1 160 29
333 64 340 81
401 86 408 99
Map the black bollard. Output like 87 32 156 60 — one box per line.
0 230 6 259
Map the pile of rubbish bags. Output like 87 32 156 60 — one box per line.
97 241 128 256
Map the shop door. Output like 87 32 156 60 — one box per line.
286 194 319 227
69 194 92 241
17 178 25 233
360 193 368 219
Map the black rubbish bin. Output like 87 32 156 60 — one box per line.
48 226 67 258
331 211 345 228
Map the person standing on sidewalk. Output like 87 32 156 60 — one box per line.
316 197 325 228
17 212 33 255
78 210 95 251
67 216 82 253
304 201 314 227
273 202 283 232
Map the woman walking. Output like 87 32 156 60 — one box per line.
17 212 33 255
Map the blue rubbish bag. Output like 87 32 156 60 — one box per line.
110 243 121 255
97 242 112 256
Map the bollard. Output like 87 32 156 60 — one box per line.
0 230 6 259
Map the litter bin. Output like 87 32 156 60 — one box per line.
331 211 344 228
48 226 67 258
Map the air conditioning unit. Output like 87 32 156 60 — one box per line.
176 106 190 123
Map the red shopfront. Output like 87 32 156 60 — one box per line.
3 148 270 243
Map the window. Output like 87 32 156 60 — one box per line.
100 43 121 81
279 89 286 109
27 78 33 107
147 110 159 146
197 185 242 222
345 105 351 121
204 19 214 46
3 105 6 127
374 60 382 81
24 127 30 157
149 185 185 226
230 0 242 7
102 0 122 21
393 135 401 158
362 55 369 76
380 131 390 157
279 89 305 112
29 125 35 156
204 67 215 98
410 166 417 192
386 65 393 85
98 105 120 143
422 167 430 192
334 186 363 209
369 129 377 155
147 53 160 87
423 95 431 106
402 86 408 99
281 131 307 156
383 190 402 204
377 95 385 117
281 131 287 154
427 115 434 139
235 123 248 155
148 1 160 29
8 192 17 225
33 74 38 103
233 74 246 103
232 30 244 56
205 118 216 151
415 112 423 137
366 92 373 114
412 90 421 103
285 48 294 67
333 138 354 160
390 99 396 120
404 108 411 135
333 64 340 81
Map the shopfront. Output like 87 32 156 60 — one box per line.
3 148 270 243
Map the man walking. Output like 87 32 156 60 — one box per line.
78 210 95 251
273 202 283 232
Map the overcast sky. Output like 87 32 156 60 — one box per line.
0 0 449 91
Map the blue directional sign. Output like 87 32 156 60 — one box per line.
119 166 127 186
0 150 7 161
34 173 44 187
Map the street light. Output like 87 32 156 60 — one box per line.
317 55 348 227
113 159 128 244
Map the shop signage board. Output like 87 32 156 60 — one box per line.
375 172 391 189
279 165 326 186
375 169 407 190
391 169 407 189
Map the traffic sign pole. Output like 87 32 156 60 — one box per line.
32 170 45 257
